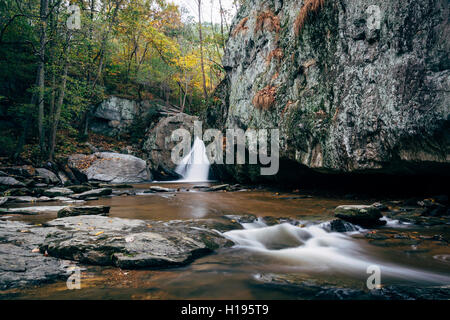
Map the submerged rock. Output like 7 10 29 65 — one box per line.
335 205 385 228
40 216 233 269
57 206 110 218
255 273 450 300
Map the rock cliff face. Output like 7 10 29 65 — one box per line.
90 96 161 137
207 0 449 178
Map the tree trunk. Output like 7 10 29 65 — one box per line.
48 35 71 161
197 0 208 100
38 0 49 154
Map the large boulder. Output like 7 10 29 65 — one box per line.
35 168 60 184
207 0 450 179
68 152 150 183
143 113 198 179
335 205 385 228
40 216 233 269
89 96 163 137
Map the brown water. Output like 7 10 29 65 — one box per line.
2 183 450 299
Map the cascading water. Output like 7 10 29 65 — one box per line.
175 137 211 182
224 221 450 285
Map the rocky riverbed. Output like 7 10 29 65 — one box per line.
1 181 449 299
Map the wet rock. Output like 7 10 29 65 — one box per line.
0 220 68 290
71 188 112 200
335 205 385 228
57 206 110 218
224 214 257 224
67 185 92 193
207 184 230 192
371 202 389 211
0 197 7 206
3 187 32 196
35 168 60 185
146 186 176 193
6 196 38 203
255 273 450 300
40 216 233 269
0 207 38 215
68 152 150 183
43 187 74 198
325 219 359 233
0 176 25 188
115 184 134 188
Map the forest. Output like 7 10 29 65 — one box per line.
0 0 238 162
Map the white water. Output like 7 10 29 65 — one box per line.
175 137 211 182
224 222 450 285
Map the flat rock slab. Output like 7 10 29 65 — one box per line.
71 188 112 199
57 206 110 218
0 176 25 187
67 185 92 193
0 220 69 290
43 187 74 197
146 186 176 193
40 216 233 269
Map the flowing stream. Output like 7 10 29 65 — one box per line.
2 185 450 299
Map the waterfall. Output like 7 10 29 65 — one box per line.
175 137 211 182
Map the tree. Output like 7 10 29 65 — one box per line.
195 0 208 100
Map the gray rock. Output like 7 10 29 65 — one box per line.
71 188 112 199
6 196 38 203
0 176 25 187
335 205 385 228
67 185 92 193
57 206 110 218
35 168 60 184
0 220 69 290
89 96 161 137
0 197 7 206
40 216 233 269
43 187 74 197
143 113 198 179
68 152 150 183
147 186 176 193
207 184 230 192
